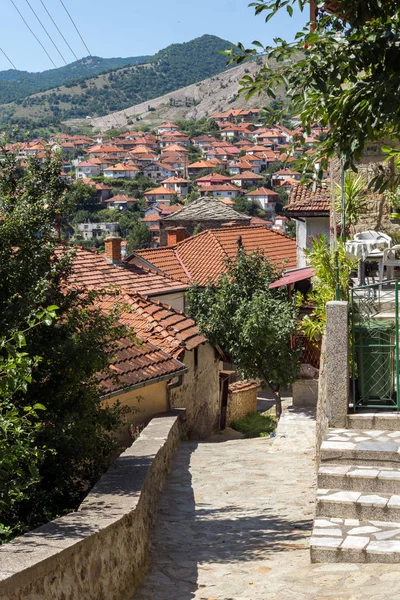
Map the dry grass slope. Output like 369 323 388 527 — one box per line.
66 58 272 133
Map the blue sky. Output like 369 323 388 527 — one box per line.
0 0 306 72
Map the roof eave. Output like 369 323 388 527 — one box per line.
284 210 330 218
100 365 188 400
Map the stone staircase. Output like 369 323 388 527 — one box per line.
310 413 400 563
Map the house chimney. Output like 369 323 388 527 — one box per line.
104 236 122 264
166 227 187 246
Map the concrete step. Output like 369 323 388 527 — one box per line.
321 428 400 467
316 488 400 521
348 413 400 431
318 464 400 494
310 516 400 563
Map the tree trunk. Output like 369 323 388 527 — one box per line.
261 374 282 421
275 387 282 421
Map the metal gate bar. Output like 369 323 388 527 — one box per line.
350 280 400 411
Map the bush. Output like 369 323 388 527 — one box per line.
231 412 276 438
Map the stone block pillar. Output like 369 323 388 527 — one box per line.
325 301 349 428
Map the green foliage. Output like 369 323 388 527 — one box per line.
0 148 127 541
175 117 221 138
231 411 275 438
302 236 356 341
234 196 264 216
126 222 152 253
228 1 400 187
0 36 233 134
187 250 300 417
335 172 367 228
66 181 99 212
0 56 151 104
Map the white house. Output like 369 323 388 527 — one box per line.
161 176 189 197
198 184 241 198
142 162 176 184
144 186 177 205
283 183 330 268
103 163 138 180
77 222 119 240
104 194 137 210
247 187 280 212
157 122 180 134
75 160 101 179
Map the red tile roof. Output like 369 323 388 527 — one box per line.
133 226 296 286
231 171 264 180
284 183 330 216
101 293 206 359
60 246 188 296
144 186 176 196
98 335 186 395
229 379 260 393
247 187 279 197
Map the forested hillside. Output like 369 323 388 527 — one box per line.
0 35 233 138
0 55 150 104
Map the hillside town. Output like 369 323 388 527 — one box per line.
5 109 327 257
3 1 400 599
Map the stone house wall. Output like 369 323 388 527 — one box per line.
170 343 221 438
0 412 185 600
106 380 168 447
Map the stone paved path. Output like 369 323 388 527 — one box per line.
133 409 400 599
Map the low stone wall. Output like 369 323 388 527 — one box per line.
226 380 259 425
293 379 319 408
0 410 186 600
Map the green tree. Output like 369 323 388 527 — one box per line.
0 309 57 542
0 149 127 538
126 221 152 253
228 1 400 186
66 180 99 212
301 236 356 341
335 172 367 229
187 250 300 418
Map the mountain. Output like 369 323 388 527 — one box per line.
67 58 272 133
0 56 151 104
0 35 233 137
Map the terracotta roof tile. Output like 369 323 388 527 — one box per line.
98 336 186 395
229 379 260 393
134 225 297 286
59 246 188 296
101 293 207 358
284 183 330 216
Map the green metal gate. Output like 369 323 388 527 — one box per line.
350 281 400 410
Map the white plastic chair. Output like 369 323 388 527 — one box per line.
354 231 392 247
380 245 400 282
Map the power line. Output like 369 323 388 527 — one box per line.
10 0 58 68
58 0 91 57
24 0 68 65
0 47 18 71
39 0 79 62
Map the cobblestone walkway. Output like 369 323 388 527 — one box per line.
133 409 400 599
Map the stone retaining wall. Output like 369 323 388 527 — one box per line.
226 380 259 426
0 410 186 600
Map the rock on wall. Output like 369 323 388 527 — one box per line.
0 411 185 600
170 343 220 438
